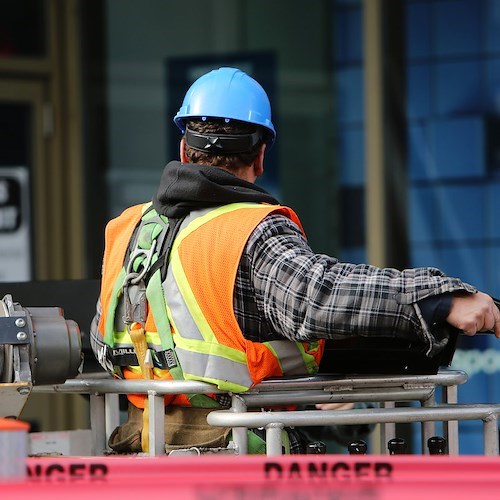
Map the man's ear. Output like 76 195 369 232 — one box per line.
253 143 266 178
180 138 189 163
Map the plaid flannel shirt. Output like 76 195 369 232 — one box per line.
234 214 476 354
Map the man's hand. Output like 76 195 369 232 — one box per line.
447 292 500 338
315 402 354 411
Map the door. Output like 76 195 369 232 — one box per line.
0 80 46 280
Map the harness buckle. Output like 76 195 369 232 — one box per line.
123 276 148 326
122 238 157 326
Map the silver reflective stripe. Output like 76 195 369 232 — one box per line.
164 266 204 340
163 207 213 340
268 341 309 375
176 347 253 388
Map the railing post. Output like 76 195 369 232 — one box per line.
380 401 396 454
89 393 106 456
444 384 459 455
421 390 436 455
230 395 248 455
265 423 284 456
104 393 120 445
483 415 499 456
148 391 165 456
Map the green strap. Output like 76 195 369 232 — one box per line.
146 266 182 379
104 267 126 347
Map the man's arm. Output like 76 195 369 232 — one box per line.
246 214 496 349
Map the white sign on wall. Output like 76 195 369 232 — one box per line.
0 167 31 281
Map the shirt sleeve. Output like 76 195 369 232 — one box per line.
245 214 476 353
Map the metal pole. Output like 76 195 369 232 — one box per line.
148 391 165 456
483 415 499 456
363 0 408 269
104 393 120 445
444 384 459 455
230 395 249 455
265 423 284 456
364 0 386 267
421 391 436 455
380 401 396 454
89 393 106 456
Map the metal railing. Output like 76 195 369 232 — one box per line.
32 368 500 457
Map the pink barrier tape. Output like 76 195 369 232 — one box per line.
1 455 498 499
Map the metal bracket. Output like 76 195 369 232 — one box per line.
0 317 30 344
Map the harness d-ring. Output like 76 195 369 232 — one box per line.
126 238 158 285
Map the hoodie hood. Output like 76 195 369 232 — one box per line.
152 161 280 218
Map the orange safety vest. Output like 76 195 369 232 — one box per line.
98 202 325 408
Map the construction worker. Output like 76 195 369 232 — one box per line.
90 67 500 454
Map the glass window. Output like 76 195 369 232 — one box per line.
0 0 46 59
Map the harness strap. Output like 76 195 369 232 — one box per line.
118 208 219 408
128 321 153 452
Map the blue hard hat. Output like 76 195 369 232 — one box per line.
174 67 276 146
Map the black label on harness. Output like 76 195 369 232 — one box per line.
162 348 178 369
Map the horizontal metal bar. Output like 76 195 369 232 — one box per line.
207 404 500 428
250 370 467 392
33 378 225 395
32 370 464 401
240 387 434 407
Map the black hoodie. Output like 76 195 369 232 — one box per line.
152 161 279 218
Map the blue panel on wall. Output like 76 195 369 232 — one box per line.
335 0 360 5
406 1 432 60
485 0 500 53
439 245 487 291
434 0 481 57
487 182 500 239
336 67 364 124
408 122 434 181
334 7 362 64
458 423 485 455
410 244 442 269
435 60 482 115
338 126 364 186
339 246 366 264
485 58 500 115
409 186 438 242
407 64 432 119
430 118 486 179
435 184 486 240
488 245 500 297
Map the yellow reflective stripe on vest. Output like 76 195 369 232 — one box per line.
170 202 271 257
113 328 163 351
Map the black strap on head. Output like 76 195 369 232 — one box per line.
185 127 262 154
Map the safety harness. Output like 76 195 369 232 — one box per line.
114 205 222 451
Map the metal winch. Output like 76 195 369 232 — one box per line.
0 294 82 386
